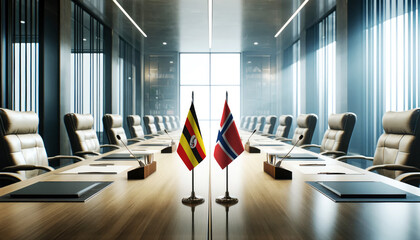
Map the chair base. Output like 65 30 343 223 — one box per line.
127 161 157 179
263 161 292 180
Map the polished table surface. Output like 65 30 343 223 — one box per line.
0 132 419 239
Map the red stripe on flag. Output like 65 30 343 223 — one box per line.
177 145 194 171
214 144 233 169
185 118 194 137
225 121 245 155
220 101 229 127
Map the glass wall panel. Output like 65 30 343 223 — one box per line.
316 11 336 143
365 0 419 154
119 38 140 131
6 0 39 112
180 53 241 150
70 1 106 140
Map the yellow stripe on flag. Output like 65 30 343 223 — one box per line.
187 112 206 155
179 134 200 167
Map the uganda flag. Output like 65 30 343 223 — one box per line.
177 102 206 170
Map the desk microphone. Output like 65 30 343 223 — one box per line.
246 129 257 144
275 135 303 167
164 129 174 144
117 135 145 167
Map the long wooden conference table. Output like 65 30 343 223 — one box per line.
0 131 419 239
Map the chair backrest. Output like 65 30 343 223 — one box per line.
170 116 177 130
244 116 251 129
163 116 172 131
255 116 266 132
143 115 158 134
373 109 420 178
248 116 258 131
240 116 246 128
276 115 293 138
103 114 127 146
127 115 145 138
320 113 357 154
64 113 100 154
154 116 165 132
0 108 48 179
262 116 277 134
291 114 317 146
175 116 180 129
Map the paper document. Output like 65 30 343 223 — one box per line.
59 165 132 174
297 165 361 175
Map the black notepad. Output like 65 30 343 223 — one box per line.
102 153 146 159
277 153 318 159
318 181 407 198
9 182 101 198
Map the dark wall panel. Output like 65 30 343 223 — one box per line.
39 0 60 156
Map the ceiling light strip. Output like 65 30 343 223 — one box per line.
208 0 213 49
274 0 309 38
112 0 147 37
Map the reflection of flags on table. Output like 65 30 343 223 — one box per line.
177 102 206 171
214 100 244 169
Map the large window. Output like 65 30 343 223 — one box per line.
282 40 301 125
70 2 105 138
180 53 241 149
5 0 39 112
365 0 419 153
316 11 336 142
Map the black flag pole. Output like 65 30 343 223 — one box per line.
182 91 204 205
216 91 238 204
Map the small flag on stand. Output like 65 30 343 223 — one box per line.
214 100 244 169
177 102 206 170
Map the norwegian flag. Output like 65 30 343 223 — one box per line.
214 100 244 169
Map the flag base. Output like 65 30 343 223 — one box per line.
182 192 205 204
216 192 238 205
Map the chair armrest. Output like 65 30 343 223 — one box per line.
366 164 420 173
300 144 321 149
100 144 121 150
335 155 374 162
74 150 101 158
2 165 54 173
395 172 420 183
0 172 24 184
48 155 84 165
319 150 347 158
277 137 291 142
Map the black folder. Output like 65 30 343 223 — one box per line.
318 181 407 198
9 181 103 198
277 153 318 159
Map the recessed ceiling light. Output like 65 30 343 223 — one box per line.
83 38 87 42
162 42 167 45
248 61 252 64
169 61 174 64
20 20 25 24
112 0 147 37
253 42 259 45
275 0 309 37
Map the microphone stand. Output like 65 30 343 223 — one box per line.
263 135 303 180
274 135 303 167
245 129 260 153
117 135 157 179
117 135 145 167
